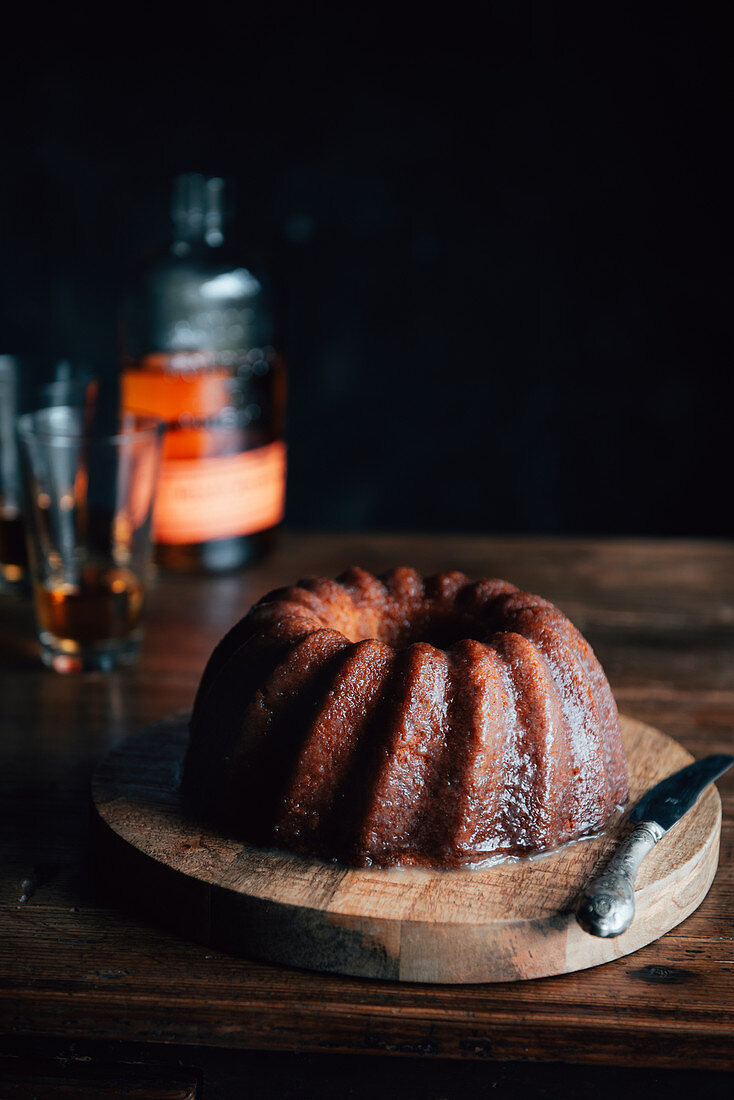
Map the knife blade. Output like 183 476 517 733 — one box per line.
576 753 733 939
630 754 734 830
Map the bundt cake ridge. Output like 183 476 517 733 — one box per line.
183 566 628 867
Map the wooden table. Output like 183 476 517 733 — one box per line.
1 533 733 1097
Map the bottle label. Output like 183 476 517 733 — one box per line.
153 440 286 545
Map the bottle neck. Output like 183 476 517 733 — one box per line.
171 174 226 255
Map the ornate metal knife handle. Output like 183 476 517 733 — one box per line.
576 821 665 938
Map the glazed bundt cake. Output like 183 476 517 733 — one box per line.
183 567 628 868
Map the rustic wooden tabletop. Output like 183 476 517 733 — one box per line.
1 533 733 1095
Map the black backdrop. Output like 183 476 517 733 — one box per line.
1 3 730 537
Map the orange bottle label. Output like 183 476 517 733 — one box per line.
121 360 231 419
153 441 287 545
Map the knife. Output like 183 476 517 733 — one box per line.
576 753 733 938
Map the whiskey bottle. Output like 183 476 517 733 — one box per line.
121 174 286 572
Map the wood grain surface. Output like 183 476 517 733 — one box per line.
1 533 733 1073
91 715 722 983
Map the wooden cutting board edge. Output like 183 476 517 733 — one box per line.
91 714 723 984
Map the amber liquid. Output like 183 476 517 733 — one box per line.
153 526 276 572
34 564 144 647
121 351 286 573
0 504 28 582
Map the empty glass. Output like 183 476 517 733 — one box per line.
0 356 96 589
16 407 164 672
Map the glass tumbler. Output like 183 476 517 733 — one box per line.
1 356 97 589
0 356 26 586
17 407 164 672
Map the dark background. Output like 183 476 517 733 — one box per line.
1 3 730 537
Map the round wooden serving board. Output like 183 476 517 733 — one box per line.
91 714 722 984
